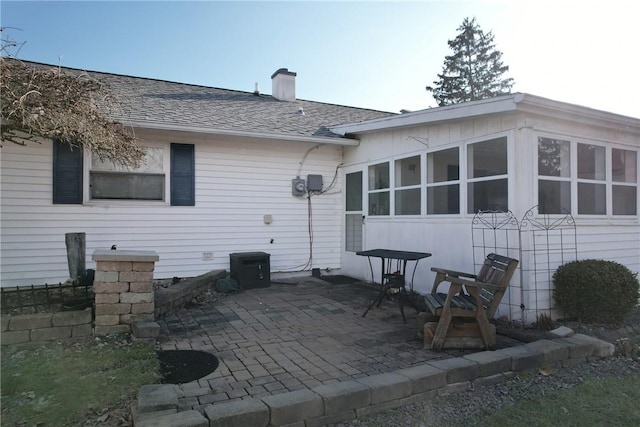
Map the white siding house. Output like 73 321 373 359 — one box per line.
334 94 640 323
2 62 638 324
0 64 392 287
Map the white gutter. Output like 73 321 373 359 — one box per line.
331 93 640 136
123 121 361 146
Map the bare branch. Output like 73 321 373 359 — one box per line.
1 50 144 167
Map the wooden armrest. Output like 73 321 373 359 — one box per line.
431 267 477 279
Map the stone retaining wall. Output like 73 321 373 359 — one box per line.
1 308 92 345
92 250 159 335
0 255 225 344
154 270 226 318
133 334 615 426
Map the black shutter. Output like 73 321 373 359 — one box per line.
53 140 83 204
170 143 195 206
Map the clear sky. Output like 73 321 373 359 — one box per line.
1 1 639 117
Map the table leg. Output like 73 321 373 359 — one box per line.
362 256 386 317
398 259 408 323
375 257 387 308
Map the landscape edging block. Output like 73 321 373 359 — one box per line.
570 334 615 357
560 336 595 359
204 398 270 427
494 345 544 371
312 380 370 414
395 363 447 393
304 410 357 427
426 356 480 383
355 372 412 404
135 409 208 427
525 339 570 363
137 384 180 414
261 389 323 425
463 350 512 377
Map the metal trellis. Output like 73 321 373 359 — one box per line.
519 205 577 323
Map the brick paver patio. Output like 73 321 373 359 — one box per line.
156 277 519 413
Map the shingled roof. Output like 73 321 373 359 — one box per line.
23 61 395 140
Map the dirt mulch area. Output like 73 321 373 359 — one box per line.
158 350 219 384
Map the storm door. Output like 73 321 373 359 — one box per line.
345 170 364 253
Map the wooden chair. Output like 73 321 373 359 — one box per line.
423 253 519 350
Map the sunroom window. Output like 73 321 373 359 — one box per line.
538 137 571 214
577 143 606 214
612 148 637 215
90 147 165 201
427 148 459 214
368 162 390 215
467 137 508 213
394 155 421 215
537 136 637 217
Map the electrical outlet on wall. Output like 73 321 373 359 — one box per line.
202 252 213 261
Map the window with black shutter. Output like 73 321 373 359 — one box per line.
170 143 195 206
90 146 165 201
54 141 195 205
53 140 83 204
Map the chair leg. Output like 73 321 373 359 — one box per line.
431 310 452 351
476 313 495 348
466 288 495 349
431 283 462 350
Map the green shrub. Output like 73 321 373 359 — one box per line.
553 259 639 324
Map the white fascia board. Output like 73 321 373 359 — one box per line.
330 94 522 136
123 121 361 146
516 94 640 132
331 93 640 136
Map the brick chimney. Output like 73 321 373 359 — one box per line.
271 68 296 101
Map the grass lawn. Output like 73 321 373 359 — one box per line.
1 335 160 426
461 372 640 426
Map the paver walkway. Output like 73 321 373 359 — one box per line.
156 277 519 413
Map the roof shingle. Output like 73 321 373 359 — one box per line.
23 61 395 139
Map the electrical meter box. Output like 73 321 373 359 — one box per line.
307 174 323 192
229 252 271 289
292 178 306 196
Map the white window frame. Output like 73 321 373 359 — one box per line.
465 135 510 214
367 161 391 216
611 148 638 216
535 133 639 217
83 142 171 205
537 136 572 214
426 146 461 216
393 154 422 216
576 141 607 215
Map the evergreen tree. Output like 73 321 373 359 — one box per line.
426 17 514 106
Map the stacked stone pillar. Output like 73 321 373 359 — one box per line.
92 250 159 335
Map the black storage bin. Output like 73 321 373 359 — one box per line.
229 252 271 289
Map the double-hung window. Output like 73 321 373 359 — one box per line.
427 148 460 214
612 149 637 215
577 143 606 214
368 162 390 216
467 137 508 213
394 155 421 215
538 137 571 214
